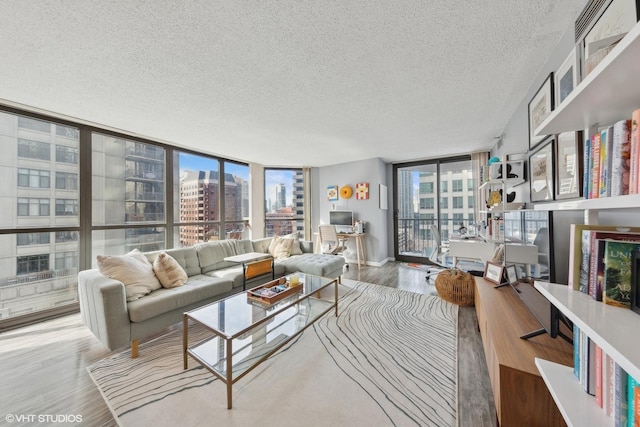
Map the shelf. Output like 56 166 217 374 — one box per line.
535 358 609 427
534 281 640 382
533 193 640 211
479 178 524 190
537 21 640 135
488 202 525 212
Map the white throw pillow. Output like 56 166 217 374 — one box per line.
97 249 162 302
153 252 188 288
283 232 303 255
268 235 294 259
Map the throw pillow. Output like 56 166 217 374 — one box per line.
268 235 294 259
153 252 188 288
97 249 162 302
283 232 303 255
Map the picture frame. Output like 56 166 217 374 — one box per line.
529 137 555 202
580 0 640 76
555 44 581 107
554 131 584 200
504 264 519 285
528 73 554 150
484 261 504 285
327 185 338 201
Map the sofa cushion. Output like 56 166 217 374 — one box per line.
97 249 162 302
145 247 201 277
127 274 233 323
234 239 254 255
195 240 239 273
268 236 294 259
153 252 188 288
283 232 303 255
251 237 272 254
276 253 345 277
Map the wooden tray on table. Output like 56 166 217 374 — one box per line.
246 277 303 305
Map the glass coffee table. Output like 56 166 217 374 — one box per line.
183 272 339 409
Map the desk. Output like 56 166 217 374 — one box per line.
223 252 274 290
337 233 367 269
448 238 537 276
314 232 367 269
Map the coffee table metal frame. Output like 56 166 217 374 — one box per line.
183 272 339 409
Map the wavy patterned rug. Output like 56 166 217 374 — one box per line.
88 280 458 426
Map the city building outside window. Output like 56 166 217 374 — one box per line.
264 168 304 238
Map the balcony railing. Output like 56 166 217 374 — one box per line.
125 191 165 201
397 217 474 257
0 267 78 287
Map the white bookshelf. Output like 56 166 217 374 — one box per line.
533 193 640 211
534 281 640 426
537 20 640 135
534 358 608 427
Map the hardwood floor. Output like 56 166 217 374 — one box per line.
0 261 496 427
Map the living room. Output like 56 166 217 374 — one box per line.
3 1 640 426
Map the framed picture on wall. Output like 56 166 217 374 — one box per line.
529 137 555 202
554 131 583 200
555 45 581 107
528 73 554 150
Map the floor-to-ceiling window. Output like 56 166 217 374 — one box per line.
0 107 251 329
264 168 305 237
0 112 80 321
393 156 474 263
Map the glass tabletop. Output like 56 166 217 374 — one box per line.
186 272 335 338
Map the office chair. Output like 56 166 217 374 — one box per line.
318 225 347 256
425 225 448 281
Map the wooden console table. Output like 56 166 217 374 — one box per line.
474 277 572 427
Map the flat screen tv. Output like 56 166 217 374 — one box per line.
329 210 353 229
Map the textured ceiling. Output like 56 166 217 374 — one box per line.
0 1 586 167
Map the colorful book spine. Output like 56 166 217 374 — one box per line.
580 230 592 294
584 136 592 199
603 240 640 308
596 344 603 407
611 120 632 197
606 353 616 418
631 109 640 194
616 364 629 427
589 238 606 301
574 324 581 379
629 375 638 427
600 126 614 198
591 132 602 199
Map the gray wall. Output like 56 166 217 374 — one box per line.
313 158 390 265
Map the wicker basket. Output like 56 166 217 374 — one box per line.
434 268 475 306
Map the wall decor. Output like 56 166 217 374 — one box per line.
340 185 353 199
327 185 338 201
505 264 519 285
379 184 388 210
355 182 369 200
580 0 639 76
528 73 554 150
555 131 584 200
529 137 555 202
555 44 581 107
483 261 504 285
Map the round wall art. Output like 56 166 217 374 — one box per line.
340 185 353 199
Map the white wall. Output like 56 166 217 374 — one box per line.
314 158 389 265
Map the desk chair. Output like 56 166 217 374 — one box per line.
425 225 448 281
318 225 347 256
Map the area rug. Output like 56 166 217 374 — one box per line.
88 279 459 427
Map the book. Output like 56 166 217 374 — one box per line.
616 364 629 427
611 119 632 196
631 109 640 194
573 323 581 380
596 344 603 407
590 238 607 300
569 225 640 292
603 239 640 308
635 386 640 427
600 126 614 198
587 338 597 396
629 375 638 427
591 132 602 199
584 135 592 199
605 352 616 418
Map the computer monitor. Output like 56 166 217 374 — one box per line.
329 210 353 232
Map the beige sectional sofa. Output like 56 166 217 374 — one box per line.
78 237 345 356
